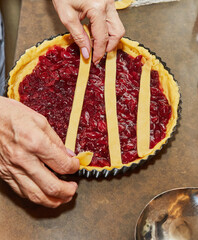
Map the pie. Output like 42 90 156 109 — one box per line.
7 27 181 176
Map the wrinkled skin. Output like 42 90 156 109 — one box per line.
52 0 125 64
0 97 79 208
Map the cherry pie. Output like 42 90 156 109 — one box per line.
7 28 180 176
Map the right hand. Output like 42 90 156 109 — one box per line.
0 96 79 208
52 0 125 64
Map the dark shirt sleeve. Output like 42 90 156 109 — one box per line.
0 11 5 96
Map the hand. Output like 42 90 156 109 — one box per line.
52 0 125 64
0 97 79 208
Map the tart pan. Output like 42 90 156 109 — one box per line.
5 33 182 178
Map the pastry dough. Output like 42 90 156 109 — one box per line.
65 26 92 152
137 59 152 157
115 0 134 9
105 49 122 168
75 151 93 166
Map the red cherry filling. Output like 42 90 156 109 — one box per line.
19 43 171 167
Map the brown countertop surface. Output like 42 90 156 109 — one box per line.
0 0 198 239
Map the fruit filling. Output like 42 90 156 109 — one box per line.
19 43 171 167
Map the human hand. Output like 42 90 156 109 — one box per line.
0 97 79 208
52 0 125 64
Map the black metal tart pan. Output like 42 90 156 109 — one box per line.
4 33 182 178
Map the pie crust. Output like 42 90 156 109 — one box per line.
137 59 152 157
105 49 122 168
7 30 181 175
65 26 92 152
115 0 134 9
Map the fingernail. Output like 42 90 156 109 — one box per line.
81 47 90 59
66 148 76 157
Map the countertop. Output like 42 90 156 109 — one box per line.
0 0 198 239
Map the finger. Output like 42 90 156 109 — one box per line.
39 121 80 174
54 4 91 59
87 5 109 64
20 116 80 175
4 178 25 197
105 5 125 52
10 168 68 208
19 152 78 201
66 148 76 157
